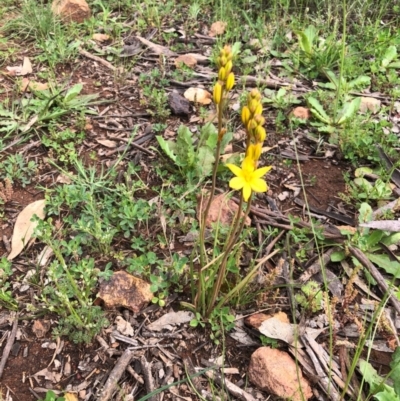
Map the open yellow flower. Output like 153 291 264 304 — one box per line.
226 157 272 201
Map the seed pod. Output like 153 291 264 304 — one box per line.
218 67 226 81
241 106 251 125
213 82 222 104
225 72 235 90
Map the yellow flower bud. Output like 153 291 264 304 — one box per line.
250 88 261 101
213 82 222 104
249 99 259 114
218 67 226 81
225 72 235 90
254 114 265 126
219 56 227 67
241 106 251 125
223 45 232 56
255 126 266 142
224 60 233 74
247 118 257 132
247 143 262 161
255 103 263 115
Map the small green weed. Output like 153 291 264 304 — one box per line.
0 154 37 187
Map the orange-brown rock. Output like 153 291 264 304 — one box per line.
52 0 91 23
249 347 312 401
245 311 289 330
97 271 153 313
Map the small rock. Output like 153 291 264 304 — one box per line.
249 347 312 401
174 54 197 69
97 271 153 313
168 92 191 115
245 311 289 330
291 106 311 119
359 97 381 114
52 0 91 23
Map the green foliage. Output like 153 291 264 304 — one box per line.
360 353 400 401
295 281 324 312
157 123 231 183
0 257 17 310
0 83 98 140
37 390 65 401
0 154 37 187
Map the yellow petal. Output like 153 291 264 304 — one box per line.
242 184 252 201
250 178 268 193
253 165 272 179
226 163 244 177
229 176 245 190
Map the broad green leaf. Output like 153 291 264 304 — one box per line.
374 388 399 401
64 83 83 103
331 250 346 262
156 136 177 163
365 230 384 249
176 125 195 167
349 75 371 89
308 97 331 124
388 61 400 69
337 97 361 125
276 88 287 99
231 42 242 57
360 359 382 393
297 25 317 55
381 233 400 247
359 202 373 224
366 253 400 278
390 347 400 396
196 146 215 178
242 55 257 64
382 45 397 68
354 177 373 191
220 131 233 152
355 167 374 177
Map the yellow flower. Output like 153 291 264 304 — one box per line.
226 157 272 201
241 106 251 125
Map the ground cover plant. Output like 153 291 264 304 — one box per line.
0 0 400 400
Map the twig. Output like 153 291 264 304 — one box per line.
78 48 121 72
98 349 133 401
298 247 338 283
204 370 257 401
0 313 18 379
140 355 158 401
349 246 400 314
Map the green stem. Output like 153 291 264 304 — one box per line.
197 88 225 312
206 193 252 317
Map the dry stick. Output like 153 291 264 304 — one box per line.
349 246 400 315
140 355 158 401
78 48 120 71
98 349 133 401
298 247 339 283
205 370 257 401
299 338 341 401
0 313 18 379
